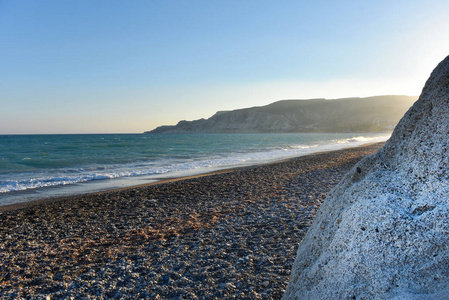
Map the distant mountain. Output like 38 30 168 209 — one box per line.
145 95 418 134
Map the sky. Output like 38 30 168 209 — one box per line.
1 0 449 134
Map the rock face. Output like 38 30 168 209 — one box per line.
146 96 416 134
284 55 449 299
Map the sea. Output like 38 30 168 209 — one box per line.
0 133 390 206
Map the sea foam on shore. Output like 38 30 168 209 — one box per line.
0 133 389 206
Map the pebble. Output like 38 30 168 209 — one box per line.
0 143 383 299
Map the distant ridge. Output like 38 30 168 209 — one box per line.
145 95 417 134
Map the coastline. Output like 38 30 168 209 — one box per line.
0 133 390 207
0 142 385 212
0 142 384 298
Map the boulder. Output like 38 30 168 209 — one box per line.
283 55 449 299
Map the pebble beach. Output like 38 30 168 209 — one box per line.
0 143 383 299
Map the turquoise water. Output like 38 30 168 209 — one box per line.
0 133 389 205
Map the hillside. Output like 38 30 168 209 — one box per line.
146 95 417 134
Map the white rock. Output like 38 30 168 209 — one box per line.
284 55 449 299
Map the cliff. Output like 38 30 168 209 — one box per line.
146 95 417 134
284 56 449 299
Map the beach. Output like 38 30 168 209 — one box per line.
0 142 383 299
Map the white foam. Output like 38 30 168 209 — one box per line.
0 134 390 194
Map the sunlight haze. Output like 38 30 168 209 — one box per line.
1 0 448 134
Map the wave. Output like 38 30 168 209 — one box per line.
0 133 390 194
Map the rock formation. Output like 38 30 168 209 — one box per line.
284 55 449 299
146 96 416 134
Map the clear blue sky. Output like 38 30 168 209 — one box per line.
1 0 448 134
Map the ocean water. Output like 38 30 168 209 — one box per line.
0 133 389 205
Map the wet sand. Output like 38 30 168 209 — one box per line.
0 143 383 299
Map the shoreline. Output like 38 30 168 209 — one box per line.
0 142 384 212
0 133 391 208
0 142 384 298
